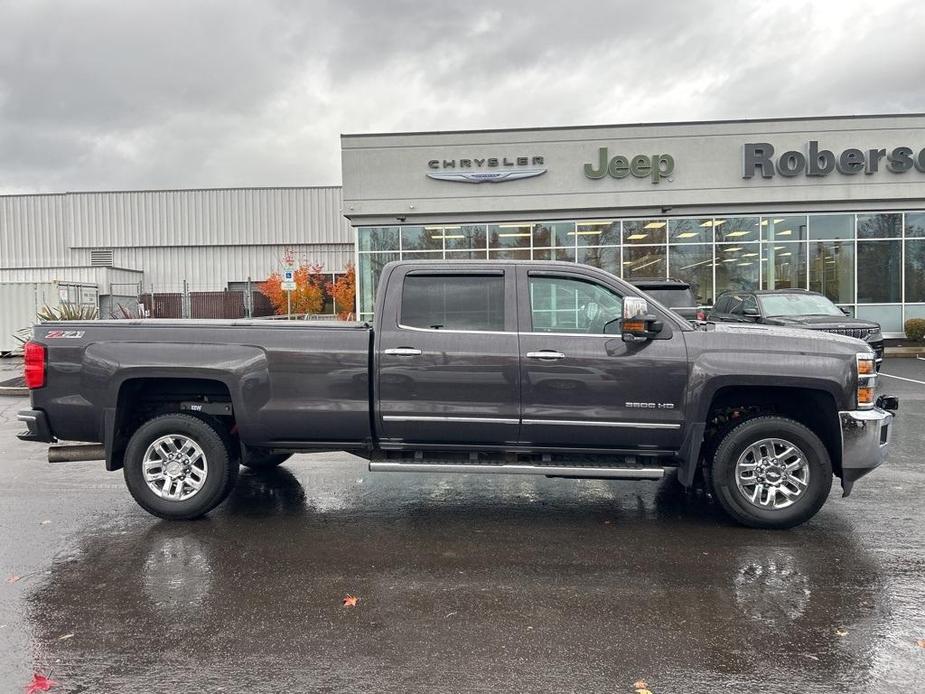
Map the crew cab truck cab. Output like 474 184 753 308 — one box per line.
17 261 898 529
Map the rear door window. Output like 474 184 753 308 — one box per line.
400 274 505 331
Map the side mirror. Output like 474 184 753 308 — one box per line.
743 307 760 320
621 297 663 342
840 306 850 316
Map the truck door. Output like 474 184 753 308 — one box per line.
375 265 521 446
516 267 689 452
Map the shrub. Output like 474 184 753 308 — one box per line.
326 264 356 320
260 263 326 315
905 318 925 341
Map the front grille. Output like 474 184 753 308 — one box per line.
820 327 877 339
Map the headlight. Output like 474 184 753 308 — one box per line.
856 352 876 409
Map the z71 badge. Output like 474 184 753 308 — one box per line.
45 330 85 339
626 402 675 409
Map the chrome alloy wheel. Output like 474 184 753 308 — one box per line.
734 438 810 510
142 434 208 501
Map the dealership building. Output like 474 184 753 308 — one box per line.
1 113 924 336
341 113 925 335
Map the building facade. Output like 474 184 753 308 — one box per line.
341 114 925 336
0 186 354 317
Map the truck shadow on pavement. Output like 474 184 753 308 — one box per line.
25 466 890 693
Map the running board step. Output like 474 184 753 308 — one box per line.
368 462 666 480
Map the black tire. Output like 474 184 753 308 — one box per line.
710 416 833 529
123 413 239 520
240 451 292 470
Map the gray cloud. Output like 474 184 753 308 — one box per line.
0 0 923 193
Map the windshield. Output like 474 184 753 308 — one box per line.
642 287 696 308
758 293 842 317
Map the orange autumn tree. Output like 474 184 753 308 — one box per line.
327 263 356 319
260 263 326 315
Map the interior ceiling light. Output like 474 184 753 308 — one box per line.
569 230 603 235
643 222 667 229
626 233 649 240
497 223 534 229
498 232 531 238
724 231 751 237
721 246 743 252
777 230 793 235
722 258 737 263
675 231 699 239
737 262 753 266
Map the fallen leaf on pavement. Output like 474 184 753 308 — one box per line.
633 681 648 690
342 595 359 608
636 689 653 694
57 633 74 641
916 639 925 649
7 575 21 584
25 673 57 693
835 628 849 637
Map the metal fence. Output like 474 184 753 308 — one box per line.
108 276 346 320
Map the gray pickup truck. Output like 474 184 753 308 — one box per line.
17 260 897 528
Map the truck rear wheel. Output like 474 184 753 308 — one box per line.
710 416 832 529
123 413 238 520
240 452 292 469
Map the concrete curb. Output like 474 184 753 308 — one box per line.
884 347 925 357
0 386 28 396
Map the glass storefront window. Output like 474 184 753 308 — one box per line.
534 248 576 262
716 243 760 292
489 248 530 260
445 250 488 260
905 212 925 238
358 252 399 314
441 225 487 251
858 213 902 239
763 242 806 290
905 239 925 302
623 246 666 279
532 222 573 248
809 214 854 239
401 226 442 252
857 240 901 302
623 219 666 245
762 216 807 241
716 217 760 243
669 218 712 244
576 246 621 277
575 220 619 246
489 223 532 249
857 305 903 333
809 240 854 303
358 227 399 252
668 244 713 304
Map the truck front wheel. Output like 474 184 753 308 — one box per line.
710 416 833 529
123 413 239 520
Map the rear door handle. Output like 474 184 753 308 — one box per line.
384 347 423 356
526 350 566 360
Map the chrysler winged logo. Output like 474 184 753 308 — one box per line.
426 168 547 184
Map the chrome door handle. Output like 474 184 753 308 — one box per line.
526 350 566 360
384 347 423 356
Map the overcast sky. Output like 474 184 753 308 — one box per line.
1 0 923 193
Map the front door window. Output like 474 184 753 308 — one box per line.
529 276 623 334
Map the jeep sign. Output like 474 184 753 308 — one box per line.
743 141 925 178
583 147 674 183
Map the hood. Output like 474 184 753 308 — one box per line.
761 315 879 330
703 321 874 354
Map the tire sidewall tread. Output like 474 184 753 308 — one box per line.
123 413 237 520
711 415 833 529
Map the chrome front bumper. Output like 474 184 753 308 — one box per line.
839 406 893 495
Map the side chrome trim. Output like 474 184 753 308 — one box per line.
522 419 681 430
369 461 666 480
397 324 514 336
382 415 520 425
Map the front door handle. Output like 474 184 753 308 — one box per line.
526 350 566 360
384 347 423 356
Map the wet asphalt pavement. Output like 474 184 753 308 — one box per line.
1 358 923 693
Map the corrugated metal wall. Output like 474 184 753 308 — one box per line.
69 187 351 248
0 187 354 291
0 266 142 293
107 244 354 291
0 194 71 267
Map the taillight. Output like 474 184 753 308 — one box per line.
24 341 46 389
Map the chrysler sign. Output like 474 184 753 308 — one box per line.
427 155 546 183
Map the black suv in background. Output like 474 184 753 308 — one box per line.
631 278 704 321
708 289 884 366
